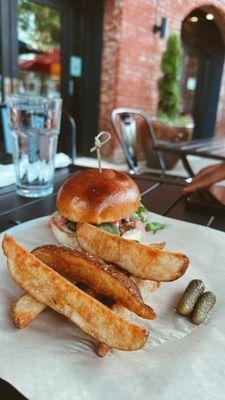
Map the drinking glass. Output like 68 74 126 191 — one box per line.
7 96 62 198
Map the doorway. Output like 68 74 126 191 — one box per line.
0 0 104 157
181 8 225 139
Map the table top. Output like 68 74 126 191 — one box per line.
0 165 223 234
155 137 225 160
0 165 224 399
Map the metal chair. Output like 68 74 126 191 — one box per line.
111 108 166 174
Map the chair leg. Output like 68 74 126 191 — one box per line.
156 150 166 177
181 154 194 177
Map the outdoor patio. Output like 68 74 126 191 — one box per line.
0 1 225 400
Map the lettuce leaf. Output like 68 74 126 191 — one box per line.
98 223 120 236
136 203 148 223
145 222 166 234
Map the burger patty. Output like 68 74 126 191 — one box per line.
119 220 136 235
65 218 135 235
65 219 77 232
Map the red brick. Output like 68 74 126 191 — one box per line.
99 0 225 160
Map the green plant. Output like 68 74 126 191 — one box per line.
157 33 183 121
18 0 61 52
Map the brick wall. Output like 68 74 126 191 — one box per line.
99 0 225 161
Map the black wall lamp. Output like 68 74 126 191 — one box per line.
153 17 168 38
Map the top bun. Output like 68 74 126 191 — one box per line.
56 169 141 224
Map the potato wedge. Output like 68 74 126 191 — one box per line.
31 245 156 320
149 242 166 250
96 304 131 357
12 246 160 331
12 284 100 329
3 234 148 351
11 276 160 358
76 222 189 281
96 279 160 357
12 261 79 329
12 294 45 329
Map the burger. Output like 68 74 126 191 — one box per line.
51 168 189 282
51 168 148 248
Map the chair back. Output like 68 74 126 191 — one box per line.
111 108 165 173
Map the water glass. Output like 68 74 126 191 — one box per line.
7 96 62 198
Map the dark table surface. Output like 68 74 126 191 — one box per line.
0 164 224 399
155 137 225 160
0 164 224 234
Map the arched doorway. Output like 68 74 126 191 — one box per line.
181 7 225 139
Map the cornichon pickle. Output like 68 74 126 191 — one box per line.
191 291 216 325
176 279 205 316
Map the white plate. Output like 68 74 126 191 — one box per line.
0 214 225 400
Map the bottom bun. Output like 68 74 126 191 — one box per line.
50 212 81 249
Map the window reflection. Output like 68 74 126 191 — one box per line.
17 0 61 97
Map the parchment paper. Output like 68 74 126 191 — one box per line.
0 213 224 400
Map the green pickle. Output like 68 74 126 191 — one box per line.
191 291 216 325
176 279 205 316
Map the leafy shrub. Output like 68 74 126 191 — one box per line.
157 34 183 122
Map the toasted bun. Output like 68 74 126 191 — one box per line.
50 212 81 249
56 169 141 224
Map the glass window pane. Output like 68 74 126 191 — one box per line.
17 0 61 98
0 5 2 103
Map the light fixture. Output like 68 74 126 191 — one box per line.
190 16 198 22
153 17 169 38
206 13 214 20
153 0 168 39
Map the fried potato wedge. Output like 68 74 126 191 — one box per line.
11 250 160 354
96 304 131 357
96 279 160 357
12 247 160 330
76 223 189 281
12 294 45 328
12 284 98 329
149 242 166 250
3 234 148 351
12 260 78 329
31 245 156 320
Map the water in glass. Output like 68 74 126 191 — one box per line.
8 96 62 197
